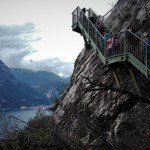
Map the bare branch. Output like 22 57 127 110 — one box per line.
82 76 150 105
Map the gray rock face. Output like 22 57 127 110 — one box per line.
105 0 150 34
54 0 150 149
54 47 150 149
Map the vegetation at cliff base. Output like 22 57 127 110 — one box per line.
0 111 63 150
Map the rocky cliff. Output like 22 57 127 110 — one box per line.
105 0 150 34
54 0 150 149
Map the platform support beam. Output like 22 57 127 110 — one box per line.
129 68 142 96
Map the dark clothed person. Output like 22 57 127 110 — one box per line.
103 32 113 56
112 34 120 55
144 34 150 66
82 8 86 13
145 35 150 57
80 8 87 24
89 16 95 24
95 20 104 35
145 37 150 53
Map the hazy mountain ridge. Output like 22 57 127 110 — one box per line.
0 60 50 109
10 68 70 100
10 68 68 86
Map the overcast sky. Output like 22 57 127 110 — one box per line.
0 0 117 77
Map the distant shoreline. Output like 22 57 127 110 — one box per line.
0 105 50 112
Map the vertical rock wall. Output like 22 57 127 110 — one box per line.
54 47 150 149
54 0 150 149
105 0 150 34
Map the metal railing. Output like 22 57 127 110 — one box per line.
72 6 150 78
88 8 113 34
72 7 106 57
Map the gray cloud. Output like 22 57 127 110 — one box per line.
21 58 74 77
0 23 36 61
0 23 73 77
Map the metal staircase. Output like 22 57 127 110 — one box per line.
88 7 113 34
72 6 150 79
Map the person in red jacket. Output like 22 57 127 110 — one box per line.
103 31 113 57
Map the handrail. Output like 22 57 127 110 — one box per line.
72 6 150 78
103 6 115 18
88 8 113 34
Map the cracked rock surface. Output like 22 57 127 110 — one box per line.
54 0 150 149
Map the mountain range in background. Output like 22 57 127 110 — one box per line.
10 68 70 100
0 60 70 110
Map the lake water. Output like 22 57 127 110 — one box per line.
0 109 51 122
0 109 51 138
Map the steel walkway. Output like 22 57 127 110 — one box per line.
72 6 150 79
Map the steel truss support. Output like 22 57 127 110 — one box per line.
112 66 142 96
128 68 142 96
112 69 121 88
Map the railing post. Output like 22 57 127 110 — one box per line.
104 40 106 58
88 21 89 35
123 31 127 54
146 44 148 76
77 7 78 22
72 13 73 26
96 31 97 47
